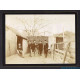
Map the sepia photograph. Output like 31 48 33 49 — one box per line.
5 14 75 64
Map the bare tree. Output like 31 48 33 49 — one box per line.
31 15 52 36
16 17 32 36
16 15 52 36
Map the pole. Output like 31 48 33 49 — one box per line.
63 26 64 42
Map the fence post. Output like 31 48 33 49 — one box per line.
63 42 70 63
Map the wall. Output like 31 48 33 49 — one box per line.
48 36 55 49
22 39 28 57
6 29 17 57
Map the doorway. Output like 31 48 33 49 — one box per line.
17 36 23 50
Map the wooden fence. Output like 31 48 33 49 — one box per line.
53 41 75 63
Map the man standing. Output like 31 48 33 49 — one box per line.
44 40 48 58
31 40 36 56
28 41 31 57
17 42 23 57
38 41 43 56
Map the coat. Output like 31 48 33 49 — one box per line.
44 43 48 53
38 43 43 51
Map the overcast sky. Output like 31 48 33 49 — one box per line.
5 14 75 36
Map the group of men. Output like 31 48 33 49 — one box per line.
28 40 48 58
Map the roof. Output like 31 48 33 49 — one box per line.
54 31 75 38
27 36 48 43
6 26 28 39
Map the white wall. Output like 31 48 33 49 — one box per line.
48 36 56 49
6 30 17 57
22 39 28 57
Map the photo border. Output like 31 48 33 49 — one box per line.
2 10 77 69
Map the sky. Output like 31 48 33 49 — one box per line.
5 14 75 36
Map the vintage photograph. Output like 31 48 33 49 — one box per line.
5 14 75 64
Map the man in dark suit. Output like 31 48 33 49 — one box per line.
44 40 48 58
38 41 43 56
28 41 31 57
31 40 36 56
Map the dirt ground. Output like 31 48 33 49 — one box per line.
6 52 61 64
6 51 75 64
